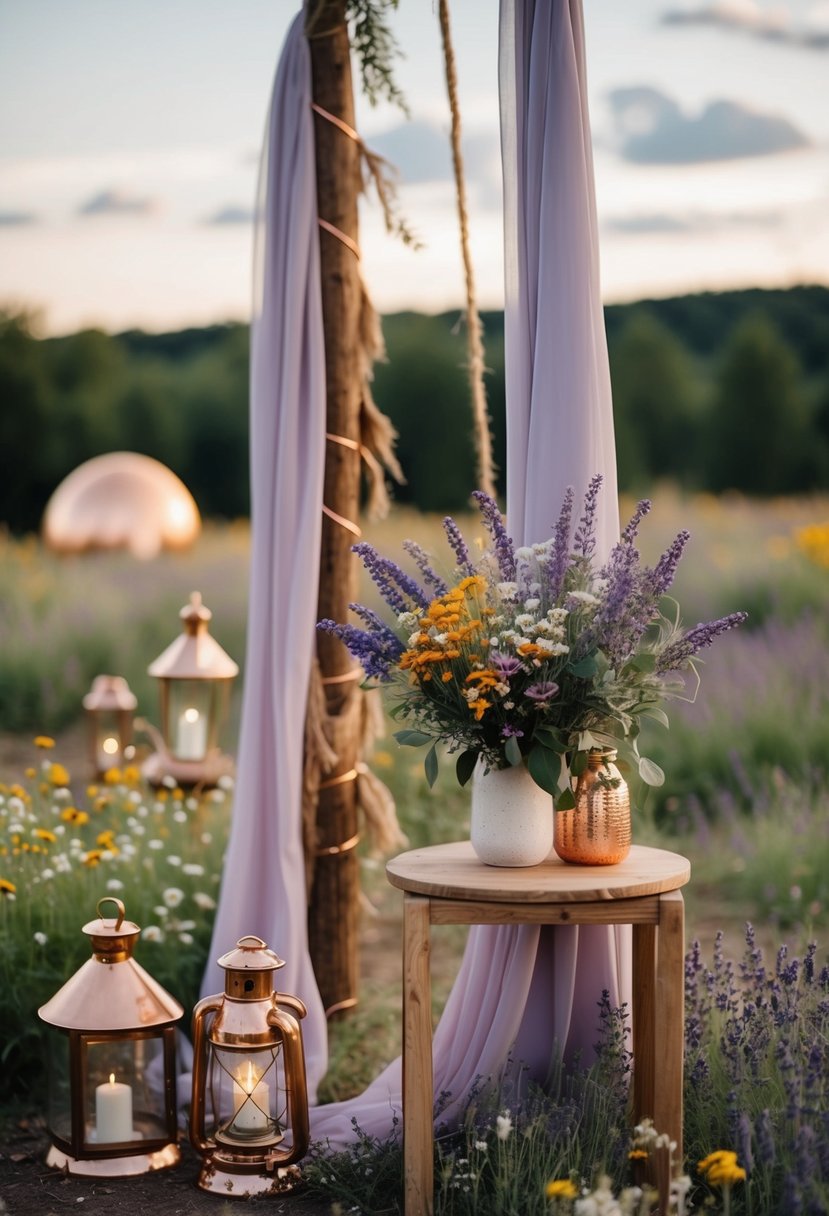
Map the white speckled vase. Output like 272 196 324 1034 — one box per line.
470 759 554 867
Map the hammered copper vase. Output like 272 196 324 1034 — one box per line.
553 750 631 865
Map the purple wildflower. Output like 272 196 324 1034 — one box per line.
471 490 516 581
490 652 523 678
649 529 691 597
573 473 603 559
316 619 400 681
349 602 406 653
657 611 748 673
402 540 449 595
546 486 575 601
524 681 560 703
352 542 430 614
621 498 652 545
500 724 524 739
442 515 474 573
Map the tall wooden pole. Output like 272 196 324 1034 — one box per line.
306 0 363 1018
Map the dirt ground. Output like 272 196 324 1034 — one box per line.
0 1116 335 1216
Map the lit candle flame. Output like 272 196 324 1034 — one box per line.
102 736 119 755
109 1073 115 1086
184 707 199 724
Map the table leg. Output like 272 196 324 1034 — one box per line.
403 892 433 1216
632 921 656 1127
653 889 685 1157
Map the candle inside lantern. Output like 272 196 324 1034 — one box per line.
175 706 207 760
95 1073 134 1143
231 1061 270 1133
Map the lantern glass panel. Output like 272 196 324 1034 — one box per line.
45 1026 72 1147
93 709 124 771
207 1046 291 1148
167 680 217 762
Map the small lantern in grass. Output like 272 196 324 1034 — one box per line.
143 590 238 788
83 675 137 778
37 897 183 1176
190 935 310 1196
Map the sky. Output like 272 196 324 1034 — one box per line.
1 0 828 334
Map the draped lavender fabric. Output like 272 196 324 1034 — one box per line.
310 0 628 1146
200 12 329 1102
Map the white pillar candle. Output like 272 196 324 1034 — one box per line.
175 707 207 760
95 1073 133 1143
231 1062 270 1133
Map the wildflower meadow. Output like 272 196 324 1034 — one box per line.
1 492 829 1213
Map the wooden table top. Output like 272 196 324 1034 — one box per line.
386 841 690 904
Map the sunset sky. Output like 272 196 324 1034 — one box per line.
1 0 827 333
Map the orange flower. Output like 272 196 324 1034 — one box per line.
83 850 104 867
0 878 17 896
103 768 122 785
34 828 57 843
61 807 89 826
468 698 491 721
34 736 55 749
49 763 70 787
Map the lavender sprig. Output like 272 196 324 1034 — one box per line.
442 515 474 574
573 473 603 559
402 540 449 596
352 542 430 614
471 490 516 581
546 486 575 601
317 619 401 681
649 529 691 597
657 611 749 672
621 498 652 545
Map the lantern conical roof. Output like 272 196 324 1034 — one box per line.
148 591 238 681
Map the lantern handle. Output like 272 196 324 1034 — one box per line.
96 896 126 931
237 935 267 949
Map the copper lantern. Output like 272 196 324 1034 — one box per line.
38 897 183 1176
143 590 238 787
83 675 137 777
190 935 310 1196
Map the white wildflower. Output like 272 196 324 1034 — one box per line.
128 790 142 805
53 787 72 802
33 931 48 946
137 806 148 819
567 590 599 607
514 546 533 560
154 906 169 918
496 582 518 600
398 611 419 631
149 839 165 851
183 863 205 877
200 832 213 845
524 597 540 611
495 1113 512 1141
8 819 24 832
217 774 234 792
193 892 216 910
163 887 185 908
186 797 198 811
41 868 55 880
474 1140 487 1151
162 775 177 789
153 801 166 813
106 879 124 892
173 810 187 824
408 631 422 647
131 824 145 836
142 926 164 942
178 932 194 945
208 788 225 803
167 855 182 867
515 613 536 632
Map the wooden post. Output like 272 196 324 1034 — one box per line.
305 1 364 1017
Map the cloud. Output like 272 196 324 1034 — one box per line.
608 86 810 163
661 2 829 50
78 189 159 217
205 205 255 226
604 208 785 235
367 120 499 196
0 210 38 226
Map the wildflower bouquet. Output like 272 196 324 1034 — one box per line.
319 478 746 808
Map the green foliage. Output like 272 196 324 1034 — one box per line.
346 0 408 113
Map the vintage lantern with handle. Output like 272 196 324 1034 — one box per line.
37 897 183 1175
190 935 310 1195
83 674 137 778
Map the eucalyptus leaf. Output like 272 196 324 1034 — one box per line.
638 756 665 787
569 654 598 678
627 652 657 674
504 734 523 767
555 787 577 811
570 750 588 777
456 749 479 787
642 706 670 730
528 745 562 797
534 726 567 753
424 742 439 788
393 729 433 748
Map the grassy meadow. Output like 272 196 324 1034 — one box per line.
2 489 829 1212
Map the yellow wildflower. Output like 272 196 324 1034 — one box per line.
465 669 501 689
442 672 453 682
25 767 36 779
34 736 55 748
96 830 115 847
628 1149 649 1161
87 785 99 798
94 796 110 813
34 828 57 843
83 850 104 867
458 575 486 592
49 762 70 787
699 1150 746 1187
123 765 141 785
0 878 16 896
545 1179 578 1199
9 783 29 800
796 521 829 569
103 767 122 785
61 807 90 826
468 698 491 721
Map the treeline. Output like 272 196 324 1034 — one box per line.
2 285 828 531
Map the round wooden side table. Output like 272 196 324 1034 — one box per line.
387 841 691 1216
